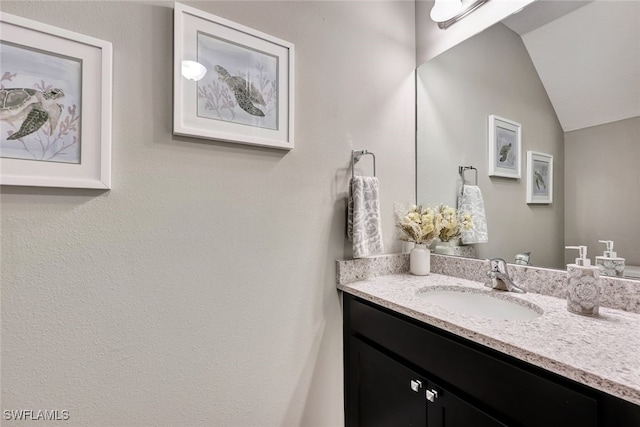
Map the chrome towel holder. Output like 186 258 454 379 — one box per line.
458 165 477 185
352 150 376 178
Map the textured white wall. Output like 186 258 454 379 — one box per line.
0 1 416 425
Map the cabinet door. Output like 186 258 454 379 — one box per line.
426 380 508 427
348 336 427 426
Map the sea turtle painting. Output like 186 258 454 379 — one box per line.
0 87 65 140
214 65 266 117
534 170 547 191
499 143 512 162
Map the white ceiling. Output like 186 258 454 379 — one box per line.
503 0 640 132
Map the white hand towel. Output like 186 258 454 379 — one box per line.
347 176 384 258
457 184 489 244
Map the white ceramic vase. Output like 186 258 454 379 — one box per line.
401 240 416 254
410 244 430 276
434 240 459 256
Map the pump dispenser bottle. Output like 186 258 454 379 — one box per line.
565 246 601 316
595 240 625 277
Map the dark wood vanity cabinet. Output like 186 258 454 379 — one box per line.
349 335 506 427
348 336 426 426
343 294 640 427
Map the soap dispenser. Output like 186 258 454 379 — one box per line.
595 240 625 277
565 246 601 316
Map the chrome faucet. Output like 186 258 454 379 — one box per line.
485 258 526 293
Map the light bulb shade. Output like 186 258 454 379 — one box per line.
430 0 463 22
181 60 207 82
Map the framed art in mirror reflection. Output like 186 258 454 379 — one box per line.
526 151 553 204
488 115 521 179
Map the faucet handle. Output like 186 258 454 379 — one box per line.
485 258 525 293
487 258 508 274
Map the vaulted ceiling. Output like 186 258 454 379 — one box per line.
503 0 640 132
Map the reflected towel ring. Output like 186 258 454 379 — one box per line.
458 166 477 186
352 150 376 179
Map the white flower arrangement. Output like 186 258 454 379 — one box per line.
397 203 472 245
437 204 472 243
397 205 440 245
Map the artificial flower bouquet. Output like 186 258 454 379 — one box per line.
397 204 440 245
437 204 472 243
397 204 472 245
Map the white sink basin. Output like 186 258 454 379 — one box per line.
416 286 543 320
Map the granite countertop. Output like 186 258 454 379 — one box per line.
338 273 640 406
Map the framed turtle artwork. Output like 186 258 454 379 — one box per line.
488 115 521 179
173 3 295 150
526 151 553 204
0 12 112 189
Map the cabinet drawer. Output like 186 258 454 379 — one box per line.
348 296 598 427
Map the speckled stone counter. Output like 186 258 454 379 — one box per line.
337 273 640 407
337 253 640 313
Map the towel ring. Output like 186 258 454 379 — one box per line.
458 166 477 186
352 150 376 178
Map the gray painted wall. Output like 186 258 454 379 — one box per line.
565 116 640 267
417 23 565 268
0 2 416 425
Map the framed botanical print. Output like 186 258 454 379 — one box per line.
0 12 112 189
173 3 295 150
488 115 521 179
526 151 553 204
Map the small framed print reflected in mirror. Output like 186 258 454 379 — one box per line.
526 151 553 204
488 115 521 179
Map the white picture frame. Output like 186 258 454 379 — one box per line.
526 151 553 204
488 115 521 179
173 3 295 150
0 12 112 189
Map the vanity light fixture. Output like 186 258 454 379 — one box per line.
431 0 491 30
430 0 463 23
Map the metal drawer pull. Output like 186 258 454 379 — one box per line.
426 389 439 402
410 380 422 392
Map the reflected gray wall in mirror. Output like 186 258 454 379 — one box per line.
416 0 640 277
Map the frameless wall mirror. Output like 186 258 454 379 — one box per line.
416 0 640 279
